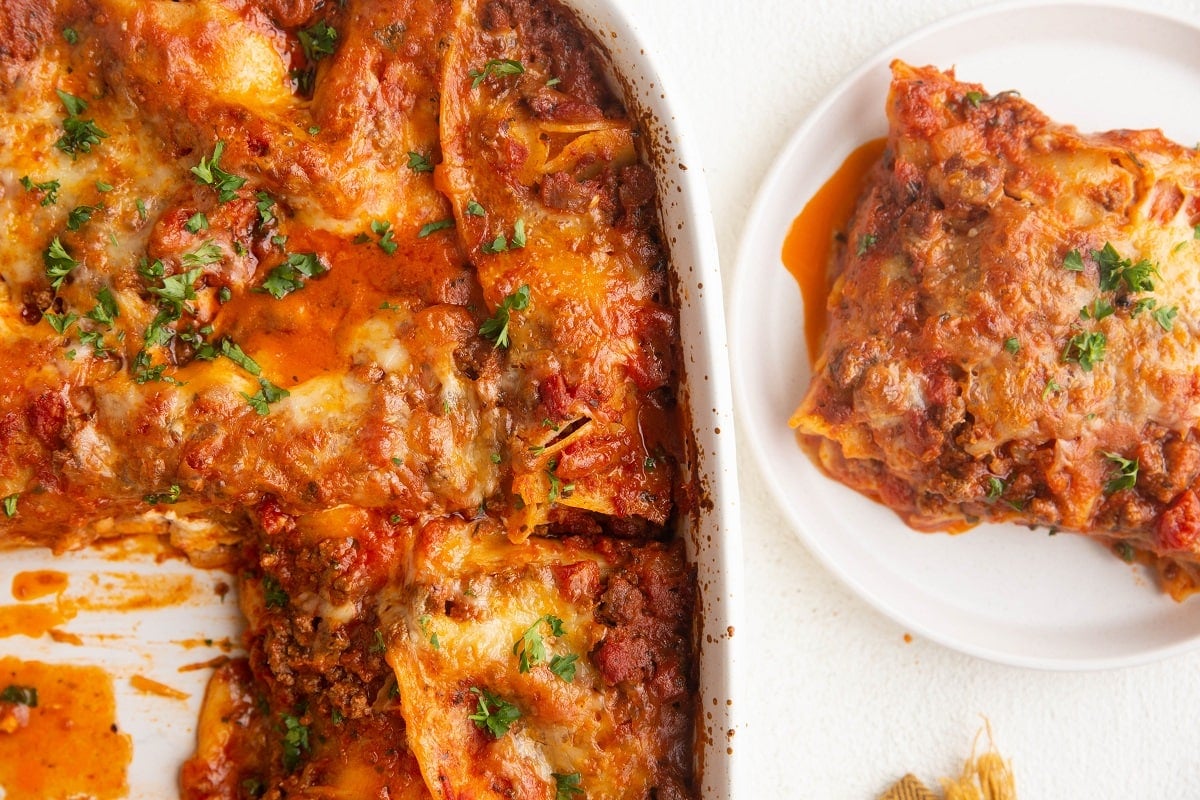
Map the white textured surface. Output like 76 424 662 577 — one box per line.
613 0 1200 797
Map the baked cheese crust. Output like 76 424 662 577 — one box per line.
793 62 1200 598
0 0 696 796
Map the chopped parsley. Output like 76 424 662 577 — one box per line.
66 203 102 231
1103 452 1138 494
546 459 574 502
43 237 78 290
1062 330 1106 372
856 233 878 256
549 654 579 683
985 476 1005 501
1132 297 1157 317
20 176 60 206
191 141 247 202
143 485 182 505
298 20 338 62
241 378 290 415
0 685 37 707
1079 297 1114 321
468 688 520 738
280 714 310 771
479 284 530 348
418 218 455 238
964 90 984 108
258 252 327 299
1094 242 1158 293
255 192 276 225
466 200 486 216
1115 541 1136 563
1042 378 1061 400
44 312 78 335
1062 249 1085 272
95 180 113 192
263 575 288 608
469 58 525 89
54 89 108 157
149 267 202 315
369 628 386 654
62 27 79 45
513 614 566 673
220 338 262 376
371 220 398 254
84 286 119 327
136 198 147 220
1153 305 1178 332
553 772 584 800
1003 337 1019 355
2 495 17 519
407 151 434 173
184 212 209 233
481 218 528 253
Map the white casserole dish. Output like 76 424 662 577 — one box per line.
0 1 743 796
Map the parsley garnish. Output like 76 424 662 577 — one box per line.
85 287 119 327
370 628 386 654
263 575 288 608
258 252 326 299
44 312 78 335
469 59 525 89
1094 242 1158 293
1103 452 1138 494
184 212 209 233
1042 378 1061 400
468 688 520 738
1115 541 1136 563
1080 298 1114 321
481 219 528 253
0 685 37 707
964 90 983 108
20 176 60 206
546 459 574 502
466 200 486 216
1062 249 1084 271
1062 331 1106 372
1132 297 1157 317
149 267 202 314
220 338 262 376
371 220 398 254
513 614 566 673
63 27 79 44
553 772 584 800
855 233 877 256
985 476 1005 501
95 181 112 192
280 714 310 771
1153 305 1178 332
66 203 102 231
54 89 108 157
407 151 434 172
2 495 17 519
549 654 579 683
1003 337 1019 355
43 237 78 290
242 378 289 415
143 485 181 505
418 218 455 238
255 192 276 225
299 20 338 62
479 284 530 348
191 141 247 202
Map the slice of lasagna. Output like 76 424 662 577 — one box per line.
793 62 1200 598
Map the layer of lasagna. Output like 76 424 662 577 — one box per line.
792 62 1200 599
0 0 696 796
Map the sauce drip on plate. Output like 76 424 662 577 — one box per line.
0 657 132 800
781 137 886 364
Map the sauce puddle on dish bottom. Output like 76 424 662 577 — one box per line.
781 137 885 365
0 657 131 800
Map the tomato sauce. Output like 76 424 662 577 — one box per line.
781 138 886 364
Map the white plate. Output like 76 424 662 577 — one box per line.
732 0 1200 670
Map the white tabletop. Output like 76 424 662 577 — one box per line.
614 0 1200 796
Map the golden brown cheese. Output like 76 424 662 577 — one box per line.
0 0 694 796
793 62 1200 598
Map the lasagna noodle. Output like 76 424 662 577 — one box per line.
0 0 696 796
793 61 1200 597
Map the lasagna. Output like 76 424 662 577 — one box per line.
793 62 1200 599
0 0 697 797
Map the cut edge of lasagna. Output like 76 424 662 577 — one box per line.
792 60 1200 600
